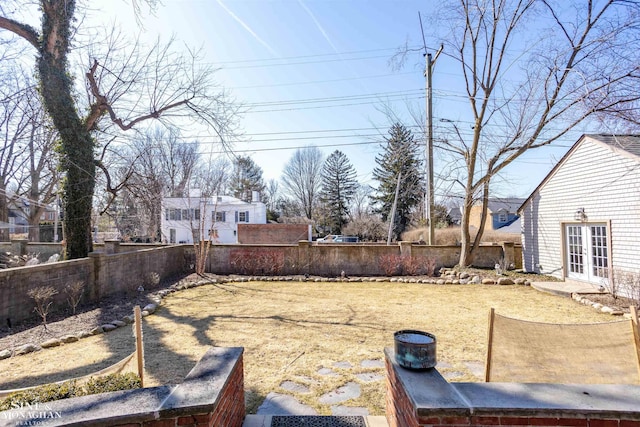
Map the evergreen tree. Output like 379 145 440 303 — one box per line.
371 123 424 240
229 156 266 202
319 150 358 234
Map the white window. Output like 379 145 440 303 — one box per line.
214 211 226 222
236 211 249 222
498 211 508 223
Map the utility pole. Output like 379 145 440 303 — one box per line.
424 45 442 246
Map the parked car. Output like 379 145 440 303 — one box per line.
317 235 359 243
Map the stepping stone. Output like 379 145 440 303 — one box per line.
331 406 369 416
464 361 485 377
317 367 338 376
333 361 353 369
294 375 320 385
355 372 384 382
257 392 318 415
318 382 361 405
360 359 384 368
280 381 311 394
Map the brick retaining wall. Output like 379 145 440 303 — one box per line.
385 348 640 427
0 347 245 427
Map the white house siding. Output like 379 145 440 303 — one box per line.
160 196 267 244
522 136 640 280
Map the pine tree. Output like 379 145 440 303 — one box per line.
229 156 266 202
371 123 424 240
319 150 358 234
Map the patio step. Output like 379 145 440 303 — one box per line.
242 415 389 427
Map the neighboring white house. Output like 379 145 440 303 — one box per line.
161 192 267 244
519 134 640 285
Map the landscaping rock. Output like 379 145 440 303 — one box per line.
143 303 157 314
61 335 79 343
111 320 126 327
141 310 150 317
610 310 624 316
90 326 104 335
16 344 41 355
40 338 62 348
601 306 614 314
436 279 445 285
592 303 603 310
101 324 117 332
514 278 527 285
482 278 495 285
122 315 134 323
0 349 13 360
497 277 514 286
459 272 470 280
78 330 92 339
471 276 481 284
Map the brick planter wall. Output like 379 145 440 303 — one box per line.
0 347 245 427
385 348 640 427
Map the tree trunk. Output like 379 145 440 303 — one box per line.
459 192 474 267
37 0 95 258
0 185 8 242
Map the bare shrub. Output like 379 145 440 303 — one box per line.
401 256 438 276
379 254 402 276
27 286 58 330
144 272 161 289
230 250 285 276
64 281 84 315
609 269 640 309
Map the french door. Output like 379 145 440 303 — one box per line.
565 223 609 283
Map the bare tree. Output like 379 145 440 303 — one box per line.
0 1 239 258
281 146 324 220
0 68 30 241
10 82 60 242
420 0 640 266
109 126 200 240
263 178 281 222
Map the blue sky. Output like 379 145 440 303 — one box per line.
94 0 591 202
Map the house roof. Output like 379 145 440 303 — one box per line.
517 134 640 213
486 198 526 213
592 134 640 158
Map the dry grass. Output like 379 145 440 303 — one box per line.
0 280 611 415
402 226 521 245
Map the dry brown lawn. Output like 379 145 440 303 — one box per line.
0 280 612 415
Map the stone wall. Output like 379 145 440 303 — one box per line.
0 347 245 427
2 241 521 325
0 243 185 326
0 258 93 327
199 241 521 276
385 348 640 427
237 223 311 244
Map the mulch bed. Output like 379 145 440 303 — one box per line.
0 273 199 351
